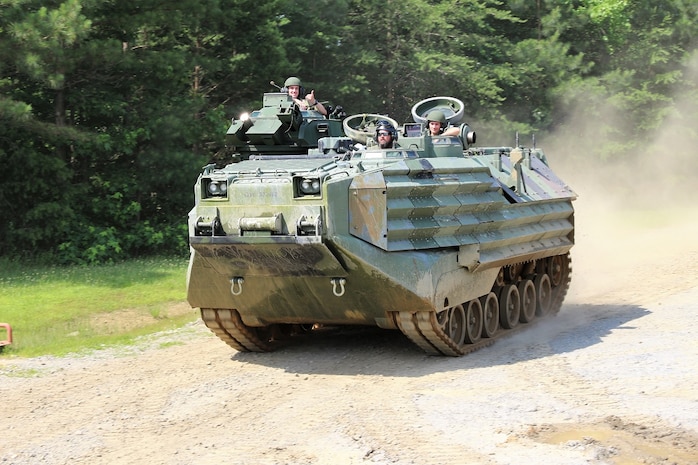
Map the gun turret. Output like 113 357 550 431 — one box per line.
225 93 344 158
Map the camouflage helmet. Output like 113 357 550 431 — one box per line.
426 110 447 124
375 120 398 142
284 76 302 87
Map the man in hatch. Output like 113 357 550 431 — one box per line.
425 110 460 136
284 76 328 116
375 120 398 148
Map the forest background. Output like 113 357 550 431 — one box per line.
1 0 696 265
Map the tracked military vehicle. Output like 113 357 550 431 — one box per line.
186 92 576 356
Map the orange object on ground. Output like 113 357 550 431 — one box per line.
0 323 12 347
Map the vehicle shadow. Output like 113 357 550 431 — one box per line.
228 303 650 377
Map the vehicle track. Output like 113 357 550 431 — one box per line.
202 253 572 357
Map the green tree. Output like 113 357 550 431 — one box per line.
547 0 698 159
276 0 352 112
277 0 576 134
313 0 527 121
2 0 697 261
0 0 91 256
0 0 292 262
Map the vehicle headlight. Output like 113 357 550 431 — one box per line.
294 176 323 198
300 178 321 194
205 180 228 198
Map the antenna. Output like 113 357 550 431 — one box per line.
270 81 281 91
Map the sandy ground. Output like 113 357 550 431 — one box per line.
2 184 698 465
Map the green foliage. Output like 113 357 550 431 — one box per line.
1 0 697 263
56 221 189 265
9 0 92 89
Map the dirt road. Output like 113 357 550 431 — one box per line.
2 193 698 464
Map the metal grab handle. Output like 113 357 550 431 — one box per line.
331 278 346 297
230 277 245 296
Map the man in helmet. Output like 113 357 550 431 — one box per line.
284 76 327 116
426 110 460 136
375 120 398 149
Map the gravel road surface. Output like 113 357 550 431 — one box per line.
2 187 697 465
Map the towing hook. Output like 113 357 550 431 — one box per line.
230 277 245 296
330 278 346 297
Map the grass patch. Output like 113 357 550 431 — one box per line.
0 257 198 357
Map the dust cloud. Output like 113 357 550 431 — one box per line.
545 51 698 211
536 51 698 304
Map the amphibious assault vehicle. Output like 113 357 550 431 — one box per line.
186 92 576 356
